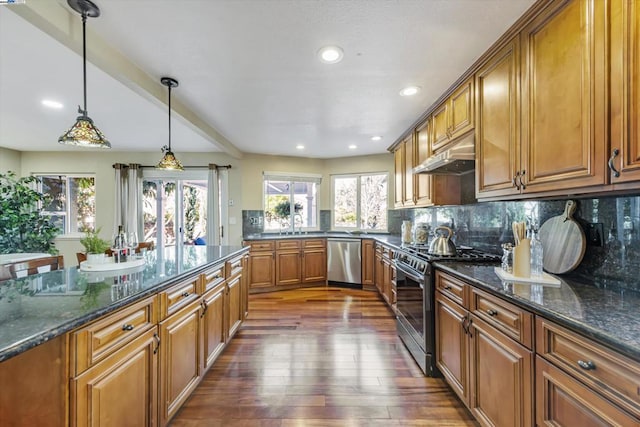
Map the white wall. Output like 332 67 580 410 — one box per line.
0 147 21 175
12 150 393 265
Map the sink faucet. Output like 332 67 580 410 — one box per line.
293 213 303 234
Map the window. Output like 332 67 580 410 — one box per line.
332 173 388 231
37 174 96 234
263 172 320 232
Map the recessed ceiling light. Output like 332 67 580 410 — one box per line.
41 99 64 109
399 86 421 97
296 144 305 150
348 144 357 150
371 135 382 141
318 46 344 64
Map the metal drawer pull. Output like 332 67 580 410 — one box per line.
200 300 208 317
153 333 160 354
181 292 190 298
577 360 596 370
122 324 134 331
443 285 452 290
608 149 621 178
486 309 498 316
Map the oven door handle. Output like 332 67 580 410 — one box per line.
394 260 425 287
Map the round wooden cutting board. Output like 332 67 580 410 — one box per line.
538 200 586 274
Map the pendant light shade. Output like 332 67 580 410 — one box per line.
59 0 110 149
157 77 184 171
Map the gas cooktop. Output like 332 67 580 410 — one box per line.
399 244 501 262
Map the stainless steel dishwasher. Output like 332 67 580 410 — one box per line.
327 238 362 285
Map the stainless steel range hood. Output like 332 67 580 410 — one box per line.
413 133 475 175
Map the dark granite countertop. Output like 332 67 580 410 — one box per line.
0 245 247 363
434 262 640 363
243 232 405 248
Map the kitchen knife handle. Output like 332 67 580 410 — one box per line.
608 149 621 178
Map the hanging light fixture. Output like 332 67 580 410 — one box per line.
59 0 111 149
156 77 184 171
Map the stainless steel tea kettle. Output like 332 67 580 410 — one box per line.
428 226 457 255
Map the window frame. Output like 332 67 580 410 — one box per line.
262 172 321 233
34 173 97 237
331 171 389 232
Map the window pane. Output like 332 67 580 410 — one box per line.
183 180 207 244
264 179 290 231
293 181 317 229
360 174 388 230
143 181 158 244
70 177 96 232
41 176 66 212
334 177 358 228
46 214 66 234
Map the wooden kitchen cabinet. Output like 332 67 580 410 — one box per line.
71 328 159 427
393 135 415 208
246 240 275 290
159 299 202 426
226 275 242 338
394 143 405 208
361 239 375 288
275 240 302 286
431 77 474 153
201 281 226 372
302 238 326 283
476 36 521 198
434 270 534 427
374 243 384 294
241 253 250 319
610 0 640 184
518 0 607 194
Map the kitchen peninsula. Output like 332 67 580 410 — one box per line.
0 245 249 426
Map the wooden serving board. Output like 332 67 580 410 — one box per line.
538 200 586 274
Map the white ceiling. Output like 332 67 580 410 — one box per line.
0 0 535 159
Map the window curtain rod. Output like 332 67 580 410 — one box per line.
113 163 231 170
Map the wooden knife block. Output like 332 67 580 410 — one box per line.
513 239 531 278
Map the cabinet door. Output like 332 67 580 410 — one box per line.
201 283 225 372
71 328 158 427
536 356 640 426
394 144 405 208
450 77 474 139
476 37 521 198
611 0 640 183
403 135 415 206
248 251 275 289
468 316 533 427
374 250 383 294
159 301 201 426
275 250 302 285
415 119 434 206
360 239 375 286
241 254 249 319
227 276 242 338
431 101 450 152
520 0 607 193
435 292 469 403
302 248 327 283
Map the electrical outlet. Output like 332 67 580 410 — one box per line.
587 222 604 247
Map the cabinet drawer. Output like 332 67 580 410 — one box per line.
70 296 157 376
276 240 301 250
435 271 467 307
536 317 640 416
302 238 325 249
247 240 275 251
470 287 533 349
159 277 200 319
226 255 243 279
201 263 225 293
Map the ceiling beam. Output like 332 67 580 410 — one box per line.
8 0 244 159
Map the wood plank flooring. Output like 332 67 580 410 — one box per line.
170 287 478 426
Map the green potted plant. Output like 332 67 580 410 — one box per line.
80 228 111 264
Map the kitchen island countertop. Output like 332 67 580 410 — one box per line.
0 245 247 363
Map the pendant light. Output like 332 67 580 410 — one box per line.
156 77 184 171
58 0 111 149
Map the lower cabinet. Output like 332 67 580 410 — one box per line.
201 282 226 372
71 327 159 427
435 291 469 402
159 299 202 426
227 274 242 338
361 239 375 287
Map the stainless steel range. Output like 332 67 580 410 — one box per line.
394 245 500 376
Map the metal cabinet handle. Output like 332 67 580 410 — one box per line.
519 170 526 190
443 285 452 290
467 317 473 338
577 360 596 370
122 324 134 331
512 171 521 190
461 316 469 335
200 300 208 318
608 149 621 178
153 333 160 354
181 292 190 298
486 309 498 316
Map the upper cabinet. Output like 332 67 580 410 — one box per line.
610 0 640 184
431 77 475 154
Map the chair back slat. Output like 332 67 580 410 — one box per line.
9 255 64 279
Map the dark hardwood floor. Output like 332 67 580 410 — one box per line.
170 287 478 426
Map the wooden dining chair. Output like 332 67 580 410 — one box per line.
104 241 154 257
76 252 87 265
9 255 64 279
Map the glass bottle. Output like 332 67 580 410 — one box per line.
401 221 412 244
112 225 128 263
530 228 544 277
